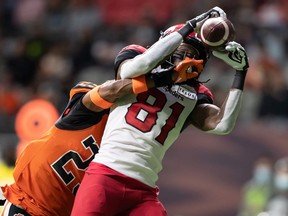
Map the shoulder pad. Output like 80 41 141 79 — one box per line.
114 44 147 78
69 81 97 99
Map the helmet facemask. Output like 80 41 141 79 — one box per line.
162 42 207 79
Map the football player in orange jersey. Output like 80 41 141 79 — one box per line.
0 64 199 216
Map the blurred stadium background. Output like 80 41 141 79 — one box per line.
0 0 288 215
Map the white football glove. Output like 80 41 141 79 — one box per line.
210 6 227 18
187 6 227 32
212 41 249 71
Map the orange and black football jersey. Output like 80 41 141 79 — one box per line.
2 82 109 216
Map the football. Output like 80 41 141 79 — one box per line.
199 17 235 51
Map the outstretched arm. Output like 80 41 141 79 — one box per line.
189 41 249 135
82 65 177 112
119 7 226 79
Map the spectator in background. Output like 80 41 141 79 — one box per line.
256 0 287 63
237 155 274 216
265 157 288 216
66 0 102 41
245 41 288 120
5 38 37 87
36 39 72 85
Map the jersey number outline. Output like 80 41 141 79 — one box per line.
125 89 184 145
51 135 99 195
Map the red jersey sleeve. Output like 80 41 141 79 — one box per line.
195 83 214 105
113 44 147 78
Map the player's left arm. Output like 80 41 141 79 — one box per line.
189 41 249 135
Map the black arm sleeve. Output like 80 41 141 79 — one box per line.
231 70 247 90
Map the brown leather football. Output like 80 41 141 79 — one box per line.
199 17 235 51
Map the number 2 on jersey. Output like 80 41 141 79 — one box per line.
51 135 99 195
125 89 184 145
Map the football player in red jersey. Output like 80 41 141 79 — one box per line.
71 7 249 216
0 64 193 216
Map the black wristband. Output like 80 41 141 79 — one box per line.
150 70 173 87
177 23 194 38
232 70 247 90
0 199 5 206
